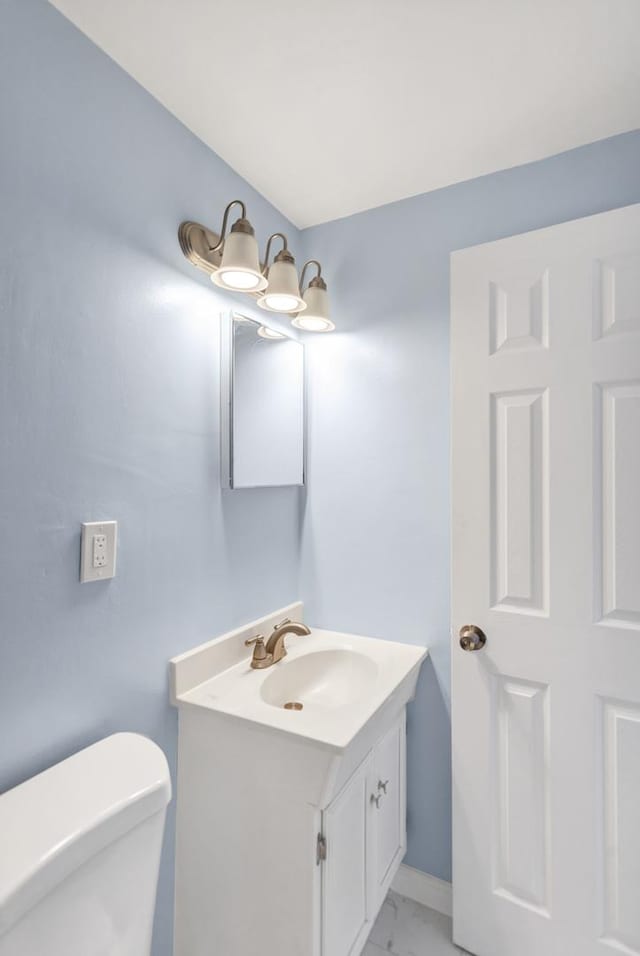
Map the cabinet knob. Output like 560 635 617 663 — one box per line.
377 779 389 794
370 793 382 809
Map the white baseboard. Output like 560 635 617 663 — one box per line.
391 864 452 918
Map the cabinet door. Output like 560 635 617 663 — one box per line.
322 754 373 956
370 714 406 909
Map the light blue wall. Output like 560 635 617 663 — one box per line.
299 130 640 881
0 2 304 953
3 0 640 948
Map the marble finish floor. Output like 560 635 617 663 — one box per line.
364 890 470 956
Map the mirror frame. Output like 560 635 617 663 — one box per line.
220 311 306 489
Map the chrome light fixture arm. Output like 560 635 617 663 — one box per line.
262 232 290 273
209 199 247 253
299 259 324 292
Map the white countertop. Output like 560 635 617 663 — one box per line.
175 627 427 753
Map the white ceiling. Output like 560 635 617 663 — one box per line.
49 0 640 228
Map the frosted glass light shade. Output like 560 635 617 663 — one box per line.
292 284 335 332
211 230 267 292
258 258 305 314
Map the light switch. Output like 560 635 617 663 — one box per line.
81 521 117 582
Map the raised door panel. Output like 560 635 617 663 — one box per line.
371 716 406 909
594 253 640 340
492 677 551 915
322 755 372 956
490 389 549 615
489 269 550 354
600 699 640 954
596 381 640 629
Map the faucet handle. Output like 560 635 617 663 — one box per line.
273 618 292 630
245 634 270 668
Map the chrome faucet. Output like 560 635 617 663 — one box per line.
245 618 311 669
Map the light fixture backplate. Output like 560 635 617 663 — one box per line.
178 221 223 273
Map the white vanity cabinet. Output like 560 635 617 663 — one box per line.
174 704 410 956
322 715 406 956
171 618 426 956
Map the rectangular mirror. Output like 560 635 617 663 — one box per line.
221 312 305 488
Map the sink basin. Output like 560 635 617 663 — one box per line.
172 619 427 752
260 649 378 711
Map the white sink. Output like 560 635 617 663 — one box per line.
172 619 427 753
260 649 378 711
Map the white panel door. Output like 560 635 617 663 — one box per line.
451 203 640 956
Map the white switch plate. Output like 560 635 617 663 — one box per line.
80 521 117 583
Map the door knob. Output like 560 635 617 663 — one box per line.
459 624 487 652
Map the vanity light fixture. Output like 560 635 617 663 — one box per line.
292 260 335 332
257 234 306 314
178 200 332 327
209 200 268 292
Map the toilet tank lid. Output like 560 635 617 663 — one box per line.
0 733 171 936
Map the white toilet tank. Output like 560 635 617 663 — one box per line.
0 733 171 956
